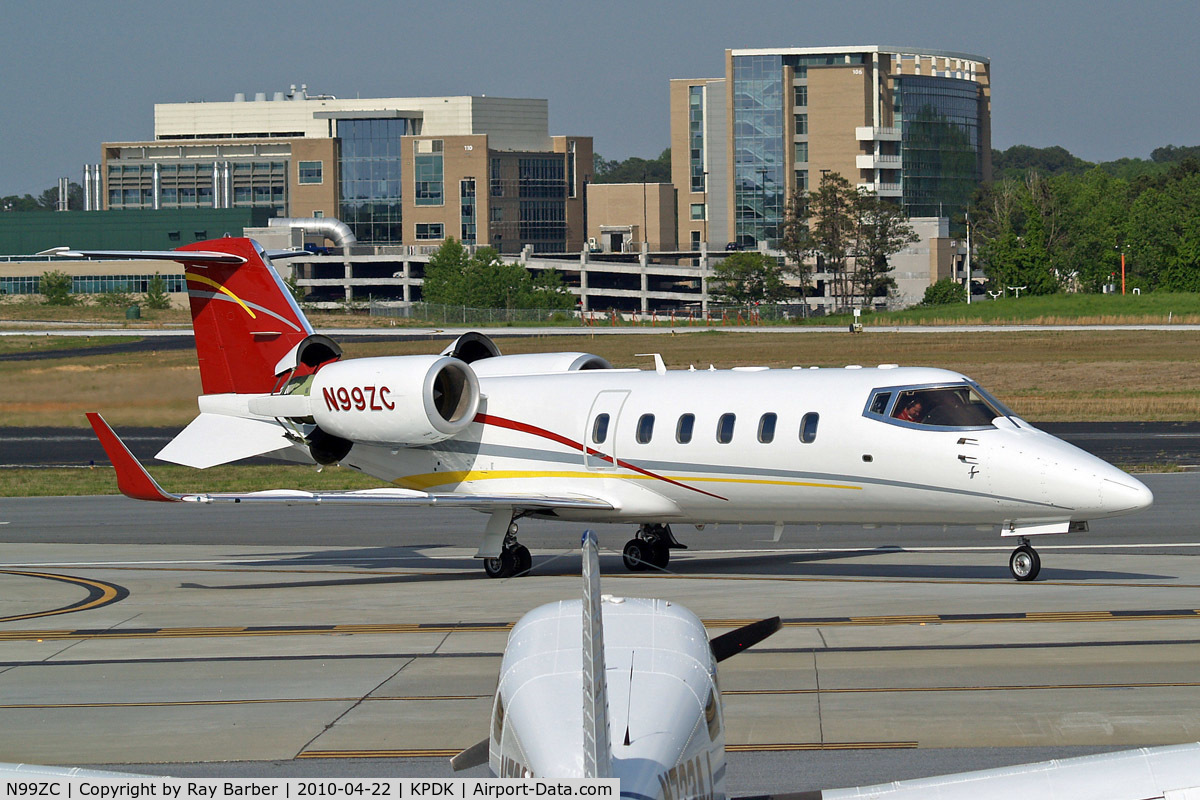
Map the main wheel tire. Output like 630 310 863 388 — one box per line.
623 539 648 572
649 540 670 570
513 544 532 575
1009 545 1041 581
483 549 517 579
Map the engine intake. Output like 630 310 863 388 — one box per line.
309 355 480 446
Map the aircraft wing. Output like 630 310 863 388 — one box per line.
87 413 614 512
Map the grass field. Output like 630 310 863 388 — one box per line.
0 464 387 497
5 292 1200 329
2 329 1199 426
825 292 1200 327
0 335 139 355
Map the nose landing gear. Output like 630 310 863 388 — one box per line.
1009 538 1041 581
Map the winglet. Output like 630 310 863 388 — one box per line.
581 530 613 779
86 413 180 502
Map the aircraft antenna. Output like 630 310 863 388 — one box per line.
581 530 613 778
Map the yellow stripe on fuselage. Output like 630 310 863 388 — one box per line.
394 469 861 493
185 271 257 318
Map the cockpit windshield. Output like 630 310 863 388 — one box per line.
864 382 1013 429
890 386 1002 427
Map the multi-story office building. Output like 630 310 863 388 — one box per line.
97 88 592 253
672 46 991 249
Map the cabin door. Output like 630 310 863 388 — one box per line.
584 390 629 471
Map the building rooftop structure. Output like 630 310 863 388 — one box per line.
97 88 591 254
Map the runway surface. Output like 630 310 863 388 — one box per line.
1 473 1199 791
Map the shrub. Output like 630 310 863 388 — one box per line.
144 273 172 309
94 287 135 308
921 278 967 306
40 271 76 306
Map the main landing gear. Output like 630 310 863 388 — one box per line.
1008 537 1041 582
482 521 532 579
622 523 685 572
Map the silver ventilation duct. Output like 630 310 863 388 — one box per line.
268 217 358 248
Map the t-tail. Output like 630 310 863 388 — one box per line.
174 238 328 396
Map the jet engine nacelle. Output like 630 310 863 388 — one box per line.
310 355 480 446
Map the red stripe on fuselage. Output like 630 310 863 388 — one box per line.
474 413 727 501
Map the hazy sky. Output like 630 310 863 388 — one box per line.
4 0 1198 196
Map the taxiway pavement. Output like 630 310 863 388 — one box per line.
1 473 1198 792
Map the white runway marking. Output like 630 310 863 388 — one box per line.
678 543 1200 554
4 542 1200 570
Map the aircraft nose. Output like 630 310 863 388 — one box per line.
1100 475 1154 514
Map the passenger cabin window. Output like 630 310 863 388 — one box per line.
891 386 1000 428
758 413 777 443
717 413 736 444
800 412 819 444
636 414 655 444
591 413 610 444
677 413 695 444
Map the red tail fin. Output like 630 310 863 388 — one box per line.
178 238 313 395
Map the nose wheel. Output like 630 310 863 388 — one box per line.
1009 540 1041 581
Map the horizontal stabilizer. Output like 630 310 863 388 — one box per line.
156 413 295 469
37 247 245 264
710 616 782 662
449 739 490 772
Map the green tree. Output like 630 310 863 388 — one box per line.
972 174 1062 295
592 149 671 184
525 268 576 310
711 252 792 305
1055 169 1129 291
144 273 172 309
421 237 472 305
39 270 76 306
921 278 967 305
791 172 857 311
422 239 576 309
992 145 1090 179
853 193 918 305
779 191 814 302
1124 165 1200 292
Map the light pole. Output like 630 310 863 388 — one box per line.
964 211 972 305
1118 244 1127 295
702 170 708 251
757 166 769 248
642 169 648 253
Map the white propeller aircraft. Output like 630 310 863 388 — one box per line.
74 237 1152 581
451 531 1200 800
450 529 780 790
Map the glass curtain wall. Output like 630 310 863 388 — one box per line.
518 156 567 252
338 118 409 243
689 86 705 193
732 55 784 248
896 76 984 221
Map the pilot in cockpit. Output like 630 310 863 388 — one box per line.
894 395 926 423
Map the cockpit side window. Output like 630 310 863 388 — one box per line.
891 386 999 427
868 391 891 415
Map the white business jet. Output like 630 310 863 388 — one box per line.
70 238 1152 581
451 531 1200 800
